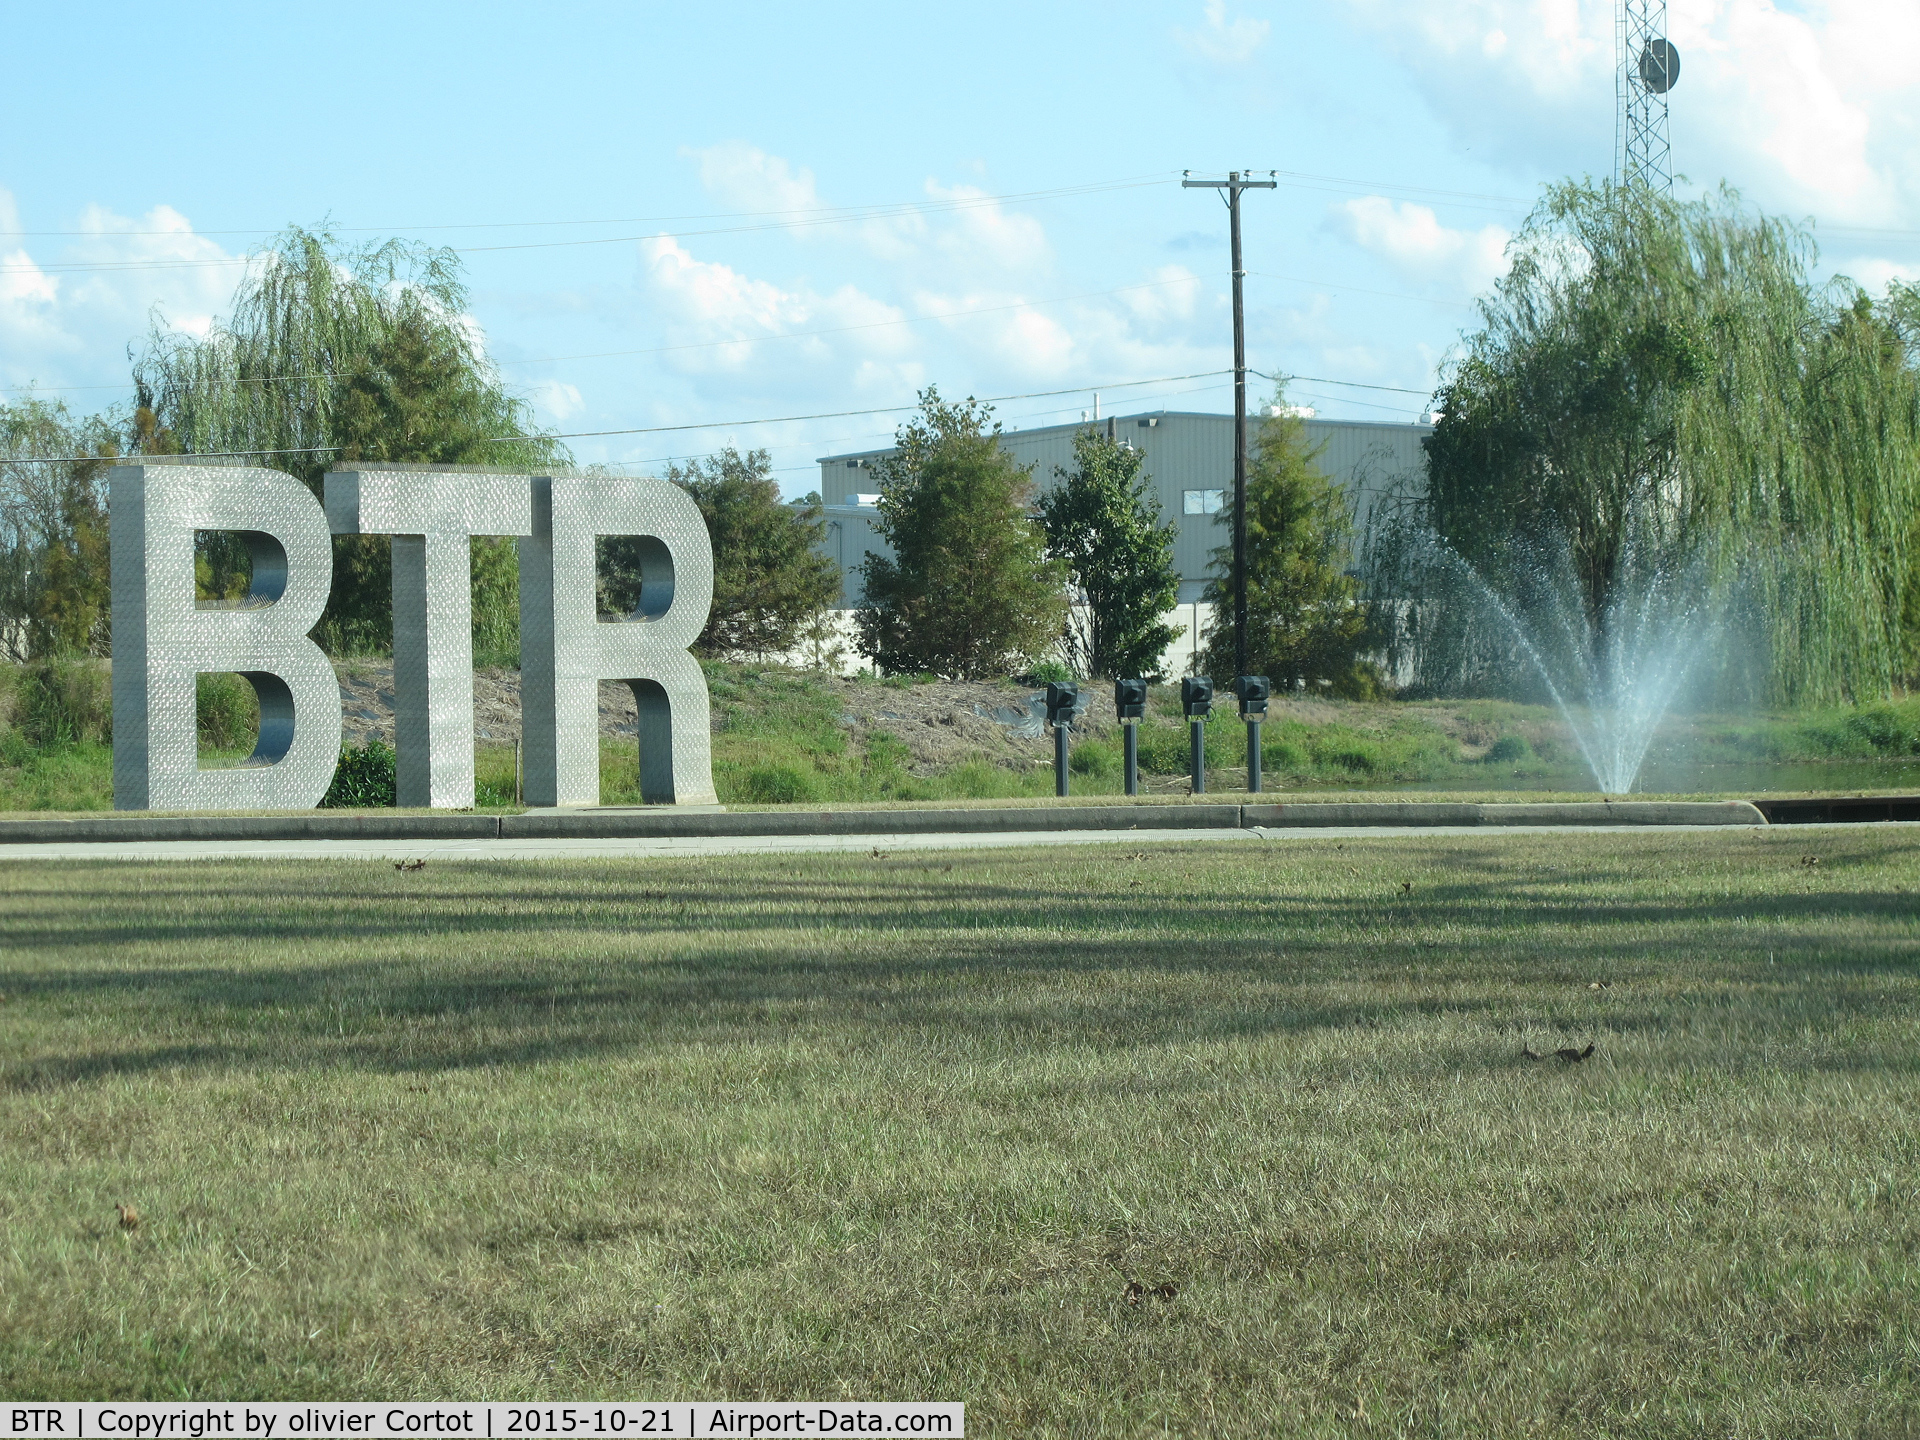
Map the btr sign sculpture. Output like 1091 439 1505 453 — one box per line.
108 463 717 812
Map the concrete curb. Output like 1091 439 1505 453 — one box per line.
0 799 1767 846
1245 800 1766 828
0 813 502 844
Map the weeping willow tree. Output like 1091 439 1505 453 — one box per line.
1396 180 1920 706
133 226 568 656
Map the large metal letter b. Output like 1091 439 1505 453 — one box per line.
110 464 341 810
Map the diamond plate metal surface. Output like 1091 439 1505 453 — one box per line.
110 464 341 811
520 474 716 806
325 468 533 808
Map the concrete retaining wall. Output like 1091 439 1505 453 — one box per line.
0 799 1768 846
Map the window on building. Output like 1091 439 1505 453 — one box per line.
1183 489 1225 515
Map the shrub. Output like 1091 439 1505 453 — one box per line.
1842 705 1920 755
322 741 397 808
1261 738 1308 773
1038 428 1180 679
195 673 260 752
856 389 1067 678
1069 739 1117 777
862 731 912 772
1483 734 1533 764
1324 743 1381 774
1135 718 1243 775
1025 660 1075 684
941 758 1030 799
15 659 111 747
742 763 821 805
1134 724 1193 774
601 447 838 660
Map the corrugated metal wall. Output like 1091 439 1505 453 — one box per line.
814 410 1429 608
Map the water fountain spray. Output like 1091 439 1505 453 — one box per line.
1413 526 1719 793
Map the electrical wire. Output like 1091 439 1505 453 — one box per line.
1 275 1208 397
1252 369 1431 396
1 268 1451 402
0 176 1173 277
1249 271 1476 309
1 370 1232 463
0 174 1176 239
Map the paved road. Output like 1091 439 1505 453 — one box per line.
0 820 1839 864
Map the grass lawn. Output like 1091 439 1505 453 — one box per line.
4 831 1919 1431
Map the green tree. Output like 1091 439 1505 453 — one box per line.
133 225 568 655
1200 394 1379 695
856 389 1067 678
1416 180 1920 704
1038 428 1179 678
600 447 839 660
0 396 121 661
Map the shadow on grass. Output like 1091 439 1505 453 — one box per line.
4 847 1916 1090
2 833 1915 940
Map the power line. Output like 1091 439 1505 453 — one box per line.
1252 369 1432 396
1249 271 1476 309
0 177 1174 278
599 378 1244 475
3 370 1233 463
0 164 1525 245
5 268 1463 401
0 173 1175 240
1 276 1207 397
1288 389 1428 417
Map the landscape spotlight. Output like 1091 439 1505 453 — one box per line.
1046 682 1081 797
1114 678 1147 795
1231 675 1271 792
1180 676 1213 794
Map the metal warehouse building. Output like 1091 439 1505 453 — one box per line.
812 409 1430 675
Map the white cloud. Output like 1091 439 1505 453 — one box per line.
1671 0 1884 214
1837 255 1919 293
683 144 1063 288
0 246 58 308
1334 0 1920 228
684 142 824 219
1332 196 1509 291
922 181 1051 273
1123 266 1204 326
1174 0 1272 65
0 192 242 397
638 235 912 375
607 149 1226 443
913 288 1079 379
531 379 584 422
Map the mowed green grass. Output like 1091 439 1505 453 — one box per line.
2 830 1918 1435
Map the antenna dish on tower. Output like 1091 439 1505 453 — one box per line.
1617 0 1676 192
1638 37 1680 94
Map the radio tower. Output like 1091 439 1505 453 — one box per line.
1617 0 1680 192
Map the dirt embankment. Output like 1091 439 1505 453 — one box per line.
333 662 1517 781
333 663 1119 774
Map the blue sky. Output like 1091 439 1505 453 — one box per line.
3 0 1915 493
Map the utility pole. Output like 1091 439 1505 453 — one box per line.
1183 170 1275 677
